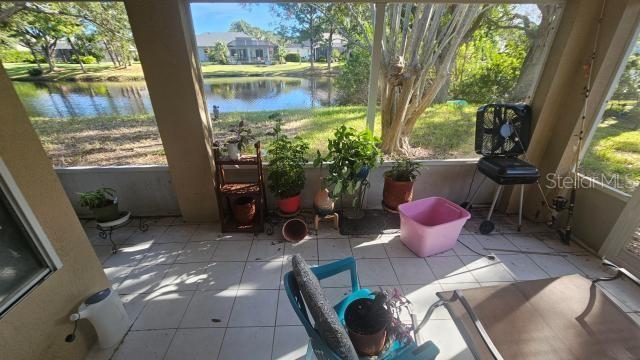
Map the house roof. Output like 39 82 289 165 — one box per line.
196 32 249 47
228 37 275 47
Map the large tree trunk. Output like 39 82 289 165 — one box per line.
509 4 561 102
28 47 42 70
41 43 56 73
309 14 315 69
380 4 483 154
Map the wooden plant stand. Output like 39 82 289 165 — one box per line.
213 142 267 233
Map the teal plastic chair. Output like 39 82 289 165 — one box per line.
283 257 440 360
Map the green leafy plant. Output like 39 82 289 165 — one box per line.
267 115 310 198
314 125 382 210
227 120 255 151
78 187 117 209
386 156 421 182
27 68 43 77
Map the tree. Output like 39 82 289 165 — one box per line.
335 48 370 104
271 4 323 69
4 4 80 72
206 41 228 64
378 4 484 153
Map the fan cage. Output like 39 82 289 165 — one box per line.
475 103 532 157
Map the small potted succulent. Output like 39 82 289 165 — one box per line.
226 120 255 160
78 187 120 222
383 156 421 211
267 117 309 214
314 125 382 219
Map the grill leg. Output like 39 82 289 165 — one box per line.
486 185 502 221
518 184 524 231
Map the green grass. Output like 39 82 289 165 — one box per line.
2 61 341 82
582 102 640 192
29 103 478 167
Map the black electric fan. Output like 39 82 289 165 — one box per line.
463 103 540 234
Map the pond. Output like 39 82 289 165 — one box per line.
12 76 337 118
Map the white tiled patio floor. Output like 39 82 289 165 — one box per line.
85 212 640 360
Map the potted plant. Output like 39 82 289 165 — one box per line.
231 196 256 225
314 125 382 219
344 288 413 356
226 120 255 160
383 156 421 211
78 187 120 222
267 118 309 214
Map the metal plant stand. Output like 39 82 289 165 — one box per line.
96 211 149 253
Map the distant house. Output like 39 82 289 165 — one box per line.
284 33 347 62
195 32 278 64
53 39 138 63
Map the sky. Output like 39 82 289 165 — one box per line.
190 3 276 34
189 3 543 35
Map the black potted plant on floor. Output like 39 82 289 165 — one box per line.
314 125 382 219
267 117 310 214
79 187 120 222
383 156 422 211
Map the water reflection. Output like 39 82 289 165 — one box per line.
12 76 336 118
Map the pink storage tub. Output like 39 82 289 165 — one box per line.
398 197 471 257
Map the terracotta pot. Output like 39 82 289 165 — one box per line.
282 218 308 242
277 194 301 214
231 196 256 225
313 186 334 215
382 175 414 211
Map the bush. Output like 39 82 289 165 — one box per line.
0 50 34 63
27 68 43 77
79 55 97 64
335 49 371 105
317 56 327 63
285 53 301 62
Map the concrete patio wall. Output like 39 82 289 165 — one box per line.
57 160 498 218
572 176 630 252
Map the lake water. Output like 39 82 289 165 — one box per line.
12 76 336 118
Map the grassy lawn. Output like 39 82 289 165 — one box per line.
30 103 477 167
200 62 341 77
3 61 341 81
582 100 640 192
3 62 146 81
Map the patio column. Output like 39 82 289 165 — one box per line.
512 0 640 219
125 0 219 222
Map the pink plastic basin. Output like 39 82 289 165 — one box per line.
398 197 471 257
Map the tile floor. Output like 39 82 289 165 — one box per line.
85 212 640 360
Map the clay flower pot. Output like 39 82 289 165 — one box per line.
382 175 414 211
277 193 301 214
313 186 335 215
282 218 308 242
231 196 256 225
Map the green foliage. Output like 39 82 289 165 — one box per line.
336 49 370 105
314 125 382 201
27 67 42 76
74 55 96 64
226 120 255 151
206 42 229 65
613 51 640 101
284 53 301 62
387 156 421 182
450 6 529 103
317 56 326 63
78 187 117 209
267 114 310 198
0 49 33 63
